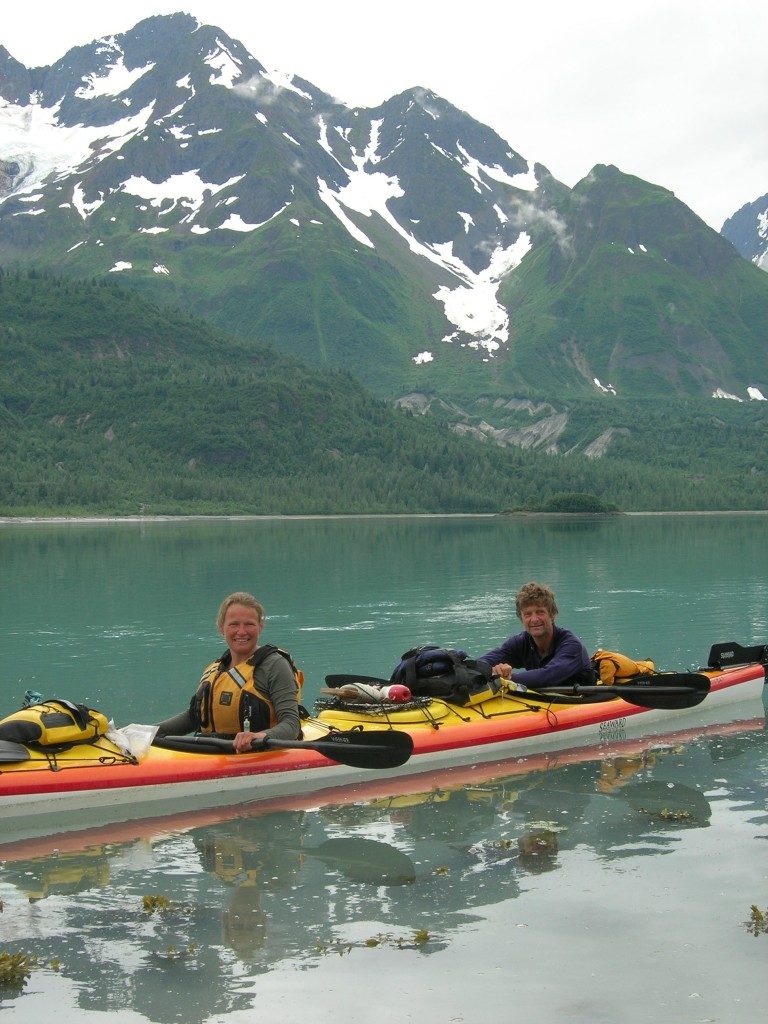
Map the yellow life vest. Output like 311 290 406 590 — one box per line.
193 645 303 736
591 649 656 685
0 698 110 747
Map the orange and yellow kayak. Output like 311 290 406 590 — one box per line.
0 662 764 844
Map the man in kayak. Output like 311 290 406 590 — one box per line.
478 581 595 689
157 592 302 753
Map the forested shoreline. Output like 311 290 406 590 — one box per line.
2 270 767 515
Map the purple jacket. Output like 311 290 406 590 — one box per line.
479 625 595 688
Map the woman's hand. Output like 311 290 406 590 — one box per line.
492 663 512 680
233 730 267 753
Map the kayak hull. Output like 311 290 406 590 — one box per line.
0 664 763 842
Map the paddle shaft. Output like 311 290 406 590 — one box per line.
540 684 703 696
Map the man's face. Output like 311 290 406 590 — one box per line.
519 603 555 644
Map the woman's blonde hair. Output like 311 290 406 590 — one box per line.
515 582 558 619
216 592 265 631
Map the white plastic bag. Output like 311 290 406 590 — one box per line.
106 722 159 761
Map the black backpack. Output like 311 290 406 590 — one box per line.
389 645 494 704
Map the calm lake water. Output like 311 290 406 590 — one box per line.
1 515 767 1023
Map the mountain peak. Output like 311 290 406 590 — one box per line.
1 12 767 412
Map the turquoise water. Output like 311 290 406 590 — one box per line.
0 515 766 1023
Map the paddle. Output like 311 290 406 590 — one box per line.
528 673 711 710
153 729 413 770
326 672 709 710
0 739 31 763
707 641 768 669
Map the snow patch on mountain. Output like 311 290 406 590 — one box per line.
257 69 313 102
317 118 404 246
315 120 535 353
164 121 190 140
76 56 156 99
317 179 374 247
121 170 243 219
0 97 155 201
456 143 537 192
73 182 107 219
752 209 768 269
316 117 348 169
435 232 532 353
205 40 243 88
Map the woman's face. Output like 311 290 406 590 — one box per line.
220 603 264 661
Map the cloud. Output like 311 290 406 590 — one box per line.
411 87 442 120
509 200 573 257
231 74 283 105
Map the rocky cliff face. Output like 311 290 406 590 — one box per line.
722 193 768 272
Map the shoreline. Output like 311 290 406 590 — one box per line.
2 509 768 526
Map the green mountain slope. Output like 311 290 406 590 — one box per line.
0 270 541 515
3 269 766 515
495 166 768 400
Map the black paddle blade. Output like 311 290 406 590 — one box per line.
0 739 30 763
605 681 709 710
283 730 414 770
536 673 711 710
707 641 768 669
617 673 710 709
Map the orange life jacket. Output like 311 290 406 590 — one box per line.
192 645 303 735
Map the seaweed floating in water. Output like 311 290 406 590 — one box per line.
745 905 768 937
142 894 172 914
0 951 37 997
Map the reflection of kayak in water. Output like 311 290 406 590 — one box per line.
0 660 763 844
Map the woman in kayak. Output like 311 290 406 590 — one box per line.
479 581 595 689
157 592 302 753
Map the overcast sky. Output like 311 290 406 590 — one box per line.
2 1 766 230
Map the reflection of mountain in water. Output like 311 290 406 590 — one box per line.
0 705 764 1022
